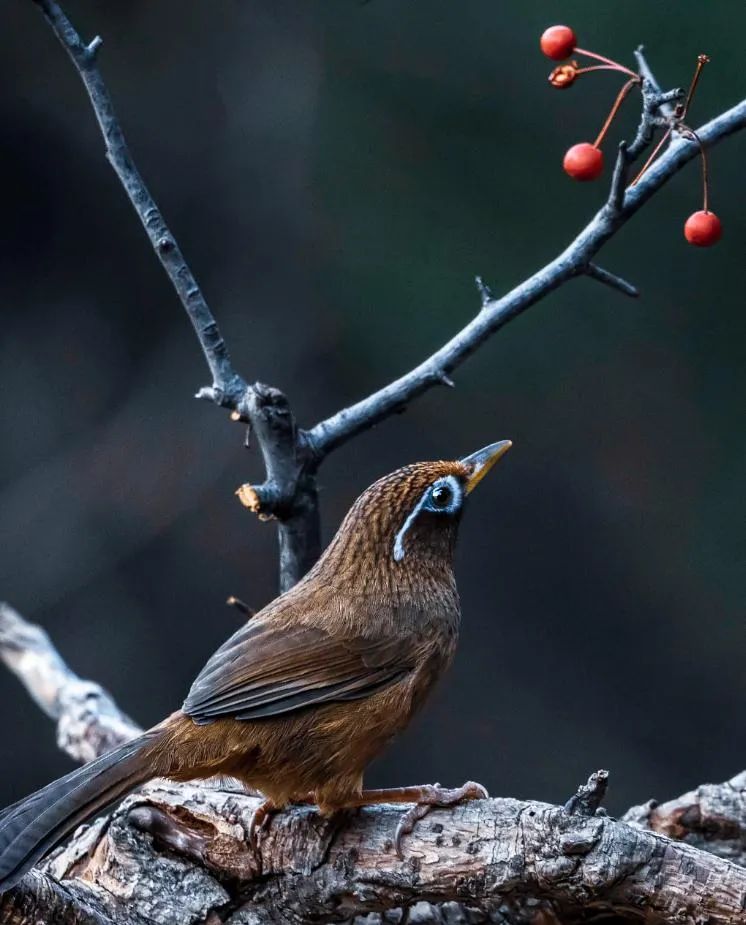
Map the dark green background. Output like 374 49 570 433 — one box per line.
0 0 744 814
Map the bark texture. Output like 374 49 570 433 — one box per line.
0 605 746 925
4 602 746 924
1 781 743 925
625 770 746 869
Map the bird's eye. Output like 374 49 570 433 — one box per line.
430 483 453 509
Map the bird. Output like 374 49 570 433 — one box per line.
0 440 511 892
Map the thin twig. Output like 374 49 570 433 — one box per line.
30 0 320 591
29 0 247 411
586 264 639 298
475 275 494 308
305 99 746 457
627 49 684 162
27 1 746 590
226 596 255 618
608 141 629 212
634 45 675 118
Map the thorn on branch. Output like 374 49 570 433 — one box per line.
85 35 102 61
475 275 494 308
226 597 255 619
564 769 609 816
586 263 639 299
608 141 629 212
657 87 687 109
195 384 230 410
624 47 685 162
634 46 665 100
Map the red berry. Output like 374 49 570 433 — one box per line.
563 143 604 181
684 210 722 246
540 25 577 61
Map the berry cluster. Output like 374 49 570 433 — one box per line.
540 26 722 247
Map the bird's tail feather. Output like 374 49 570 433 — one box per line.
0 731 156 892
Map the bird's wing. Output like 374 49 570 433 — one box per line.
182 618 415 725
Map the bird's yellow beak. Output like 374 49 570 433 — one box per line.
461 440 512 494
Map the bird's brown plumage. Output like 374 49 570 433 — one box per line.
147 459 467 809
0 446 510 890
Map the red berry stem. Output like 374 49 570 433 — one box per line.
575 64 635 77
573 47 638 80
630 53 711 188
682 129 711 211
549 63 640 89
629 126 672 187
679 54 710 120
593 77 640 148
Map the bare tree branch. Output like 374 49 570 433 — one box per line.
15 8 746 918
0 603 139 764
585 263 638 298
3 777 744 925
29 0 245 411
634 45 678 120
29 0 746 593
305 97 745 456
624 769 746 868
29 0 320 591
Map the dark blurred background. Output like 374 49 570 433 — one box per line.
1 0 744 816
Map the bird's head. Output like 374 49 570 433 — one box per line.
319 441 512 585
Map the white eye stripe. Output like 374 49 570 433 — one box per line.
392 475 464 562
393 494 428 562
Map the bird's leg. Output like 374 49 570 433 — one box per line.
247 793 316 849
343 781 489 858
247 797 278 850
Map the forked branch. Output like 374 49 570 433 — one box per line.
30 0 746 591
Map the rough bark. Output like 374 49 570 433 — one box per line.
3 781 743 925
3 604 746 924
625 770 746 869
0 603 139 763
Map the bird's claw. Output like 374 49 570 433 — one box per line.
247 797 277 851
394 780 488 859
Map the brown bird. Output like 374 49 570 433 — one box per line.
0 441 511 892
